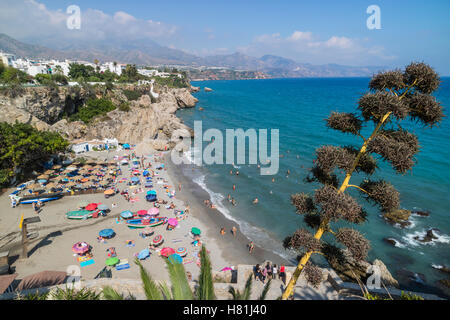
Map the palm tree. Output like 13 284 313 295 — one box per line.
228 275 272 300
102 245 214 300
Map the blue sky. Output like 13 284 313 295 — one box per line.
1 0 450 74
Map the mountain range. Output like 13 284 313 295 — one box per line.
0 33 385 78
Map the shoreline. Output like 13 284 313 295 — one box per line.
164 154 291 268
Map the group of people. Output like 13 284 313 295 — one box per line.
254 262 286 285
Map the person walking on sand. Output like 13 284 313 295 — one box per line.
178 183 182 191
272 264 278 280
220 227 226 236
248 241 254 254
231 226 237 237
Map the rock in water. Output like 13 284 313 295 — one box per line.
414 228 439 243
326 249 399 288
383 209 411 227
412 210 430 217
384 238 399 247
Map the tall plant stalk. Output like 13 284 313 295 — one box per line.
281 63 443 300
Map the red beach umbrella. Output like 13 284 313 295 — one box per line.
160 247 176 257
85 203 98 211
137 210 148 216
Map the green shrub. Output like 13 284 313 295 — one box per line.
122 89 142 101
118 101 131 112
69 98 116 124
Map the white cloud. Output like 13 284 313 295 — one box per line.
0 0 177 47
240 30 396 65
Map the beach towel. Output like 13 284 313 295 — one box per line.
172 239 182 243
183 258 194 265
80 259 95 267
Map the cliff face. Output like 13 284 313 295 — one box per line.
0 84 198 150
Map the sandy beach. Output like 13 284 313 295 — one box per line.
0 143 288 286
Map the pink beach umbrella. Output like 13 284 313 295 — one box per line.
167 218 178 227
160 247 176 257
72 242 90 255
147 207 159 216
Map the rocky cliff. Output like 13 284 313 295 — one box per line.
0 84 198 150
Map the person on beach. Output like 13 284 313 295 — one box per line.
220 227 226 235
178 183 182 191
253 264 260 280
261 266 267 283
231 226 237 236
248 241 254 254
272 264 278 279
266 262 273 279
279 265 286 285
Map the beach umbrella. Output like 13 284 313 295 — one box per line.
72 242 90 255
147 190 157 196
81 178 89 183
147 207 159 216
99 229 115 238
191 227 201 236
137 210 148 216
77 201 89 208
66 182 76 187
85 203 98 211
160 247 176 258
120 210 133 219
37 179 47 184
168 218 178 227
52 164 62 170
105 257 119 266
37 174 49 180
176 247 187 257
138 248 150 260
104 189 115 196
44 169 54 175
131 177 139 182
45 182 57 189
168 254 183 265
152 235 163 246
97 204 109 211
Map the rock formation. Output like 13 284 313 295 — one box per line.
0 84 198 151
383 209 411 227
326 248 399 288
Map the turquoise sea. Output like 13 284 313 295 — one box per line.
178 78 450 296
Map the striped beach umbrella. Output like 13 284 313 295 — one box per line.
176 247 187 257
152 235 163 247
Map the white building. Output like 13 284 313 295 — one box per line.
0 52 16 66
71 138 119 154
27 64 49 77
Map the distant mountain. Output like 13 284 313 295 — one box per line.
0 33 385 77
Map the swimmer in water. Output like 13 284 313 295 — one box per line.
236 171 239 176
272 178 275 183
233 184 236 191
253 198 259 204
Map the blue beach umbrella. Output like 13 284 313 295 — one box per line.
99 229 115 238
38 179 47 184
120 210 133 219
131 177 139 182
138 248 150 260
168 254 183 265
147 190 157 195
